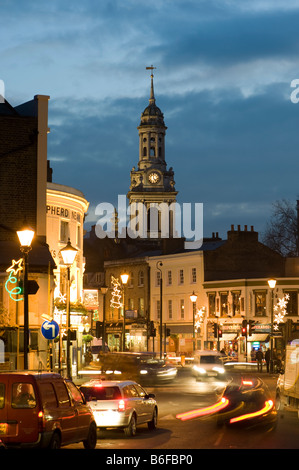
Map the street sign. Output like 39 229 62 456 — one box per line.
41 320 59 340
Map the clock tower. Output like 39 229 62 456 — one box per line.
127 68 178 239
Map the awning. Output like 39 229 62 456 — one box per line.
168 325 193 334
221 334 237 341
247 334 270 342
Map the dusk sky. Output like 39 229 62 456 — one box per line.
2 0 299 240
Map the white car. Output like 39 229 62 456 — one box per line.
191 350 226 380
79 380 158 437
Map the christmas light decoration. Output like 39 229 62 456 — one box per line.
110 276 123 309
194 307 205 332
5 259 24 301
273 294 289 330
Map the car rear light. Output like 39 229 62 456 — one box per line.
118 399 126 412
176 397 229 421
241 379 253 387
229 399 274 424
38 410 45 432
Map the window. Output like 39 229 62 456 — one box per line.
138 298 145 317
138 270 144 286
54 382 71 407
39 383 58 408
208 293 216 317
66 381 84 404
123 385 139 398
81 386 121 401
285 291 298 316
128 272 134 288
179 269 184 285
255 291 267 317
191 268 197 283
180 299 185 319
168 299 173 319
156 271 161 287
220 293 228 317
167 270 172 286
134 384 147 397
60 220 69 243
76 224 81 248
232 291 241 316
11 383 36 409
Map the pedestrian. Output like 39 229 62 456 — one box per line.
256 348 264 372
265 348 270 372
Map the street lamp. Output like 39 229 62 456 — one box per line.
120 273 129 351
190 291 197 351
156 262 163 358
17 224 35 370
100 285 108 351
60 239 78 378
268 278 277 373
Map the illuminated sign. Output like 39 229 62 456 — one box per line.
46 205 81 221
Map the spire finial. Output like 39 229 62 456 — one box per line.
146 65 156 104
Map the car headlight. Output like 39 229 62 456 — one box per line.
193 365 206 374
213 367 225 374
140 370 148 374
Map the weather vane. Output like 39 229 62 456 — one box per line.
146 65 156 77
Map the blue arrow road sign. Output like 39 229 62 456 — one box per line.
41 320 59 340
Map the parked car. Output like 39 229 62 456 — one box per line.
191 350 226 380
80 352 177 385
0 372 97 449
79 379 158 437
276 340 299 414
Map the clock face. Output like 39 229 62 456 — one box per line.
149 172 160 184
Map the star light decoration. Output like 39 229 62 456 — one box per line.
110 276 123 309
194 307 206 332
5 258 24 301
273 294 289 330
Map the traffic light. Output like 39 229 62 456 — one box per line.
213 323 218 337
241 320 247 337
149 321 156 337
248 320 255 336
18 279 24 295
166 328 171 337
218 327 222 338
96 321 103 338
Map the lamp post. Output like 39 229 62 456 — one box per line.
190 291 198 351
268 278 277 373
60 239 78 378
156 262 163 359
17 225 35 370
100 285 108 351
120 273 129 351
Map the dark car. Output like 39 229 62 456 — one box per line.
177 375 276 430
216 376 277 428
79 352 177 385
